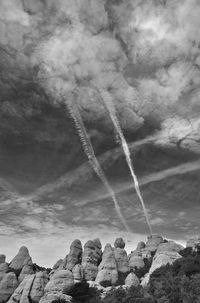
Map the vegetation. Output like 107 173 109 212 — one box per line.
69 246 200 303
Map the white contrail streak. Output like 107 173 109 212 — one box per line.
66 96 130 233
79 159 200 206
98 88 153 235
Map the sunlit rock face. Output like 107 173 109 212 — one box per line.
0 0 200 244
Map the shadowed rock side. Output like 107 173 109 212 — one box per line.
1 235 199 302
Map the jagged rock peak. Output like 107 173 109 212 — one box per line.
9 246 32 271
66 239 82 271
82 239 102 281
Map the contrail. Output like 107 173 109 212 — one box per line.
98 88 153 235
80 159 200 206
65 94 130 233
26 135 155 200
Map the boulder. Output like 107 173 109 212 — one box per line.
30 271 49 302
18 264 34 283
9 247 32 273
114 248 129 274
0 255 6 264
72 264 84 282
136 242 145 251
66 240 82 271
145 235 164 252
0 263 8 273
0 272 18 303
114 238 125 249
39 293 72 303
125 272 140 287
96 244 118 286
44 270 74 295
82 239 102 281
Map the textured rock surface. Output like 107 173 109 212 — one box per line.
0 272 18 303
125 272 140 287
96 244 118 286
52 259 63 270
8 272 48 303
156 241 184 255
136 242 146 251
145 235 164 252
7 275 30 303
72 264 84 282
18 264 34 283
141 240 182 286
82 239 102 281
0 255 6 264
66 239 82 271
44 270 74 295
114 248 129 274
114 238 125 249
0 263 8 273
128 255 145 270
19 274 35 303
9 246 32 272
30 272 49 303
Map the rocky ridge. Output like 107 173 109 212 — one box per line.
0 235 199 303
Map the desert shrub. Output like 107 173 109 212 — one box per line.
149 252 200 302
99 280 113 288
116 271 129 285
68 281 101 303
102 285 153 303
32 263 52 274
52 299 69 303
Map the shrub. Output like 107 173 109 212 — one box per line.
68 281 101 303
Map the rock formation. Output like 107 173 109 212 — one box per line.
114 238 125 249
9 247 32 273
96 244 118 286
8 272 48 303
0 235 192 301
125 272 140 287
145 235 164 253
82 239 102 281
0 255 6 264
0 263 9 274
18 264 34 283
66 240 82 271
72 264 84 282
141 240 183 286
128 255 145 271
0 272 18 303
44 270 74 295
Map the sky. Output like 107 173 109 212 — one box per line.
0 0 200 266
